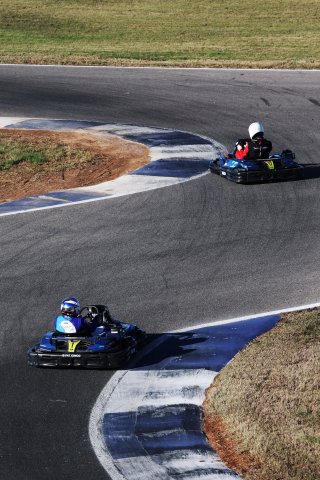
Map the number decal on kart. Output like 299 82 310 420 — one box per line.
68 340 81 352
264 160 275 170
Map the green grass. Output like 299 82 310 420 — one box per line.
0 134 91 171
0 0 319 68
204 309 320 480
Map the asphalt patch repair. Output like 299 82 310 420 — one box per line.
0 129 149 203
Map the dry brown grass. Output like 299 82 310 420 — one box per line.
203 309 320 480
0 129 149 202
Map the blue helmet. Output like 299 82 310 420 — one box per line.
60 296 80 317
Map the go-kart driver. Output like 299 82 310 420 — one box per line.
54 296 116 335
233 122 272 160
54 297 89 334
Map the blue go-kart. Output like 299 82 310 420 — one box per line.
209 149 304 184
27 304 146 369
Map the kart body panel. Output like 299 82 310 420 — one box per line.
210 151 304 184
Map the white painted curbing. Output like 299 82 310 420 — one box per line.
0 117 226 217
89 302 320 480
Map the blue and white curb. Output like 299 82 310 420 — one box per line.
0 117 226 217
89 312 282 480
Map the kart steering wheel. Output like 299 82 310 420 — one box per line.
80 306 95 322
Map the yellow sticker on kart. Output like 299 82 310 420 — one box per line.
264 160 275 170
68 340 81 352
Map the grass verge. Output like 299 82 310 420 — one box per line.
0 132 92 171
203 309 320 480
0 1 319 68
0 129 149 203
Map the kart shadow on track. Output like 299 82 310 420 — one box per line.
301 163 320 180
127 331 211 370
127 317 281 372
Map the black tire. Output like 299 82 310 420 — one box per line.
135 328 147 346
209 160 221 175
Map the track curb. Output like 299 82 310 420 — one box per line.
89 301 320 480
0 117 226 217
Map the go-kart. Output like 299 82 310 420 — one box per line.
209 149 304 184
27 304 146 369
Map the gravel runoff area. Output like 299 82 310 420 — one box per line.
0 129 149 203
203 309 320 480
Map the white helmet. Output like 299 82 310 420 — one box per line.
248 122 264 139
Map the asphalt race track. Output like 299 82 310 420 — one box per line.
0 66 319 480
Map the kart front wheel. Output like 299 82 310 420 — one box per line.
209 160 221 175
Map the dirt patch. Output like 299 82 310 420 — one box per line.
203 391 263 478
0 129 150 203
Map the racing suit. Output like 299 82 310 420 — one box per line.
234 137 272 160
54 314 89 334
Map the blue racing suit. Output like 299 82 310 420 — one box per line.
54 314 90 334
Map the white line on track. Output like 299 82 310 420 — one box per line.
0 171 209 217
171 300 320 332
1 64 320 72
